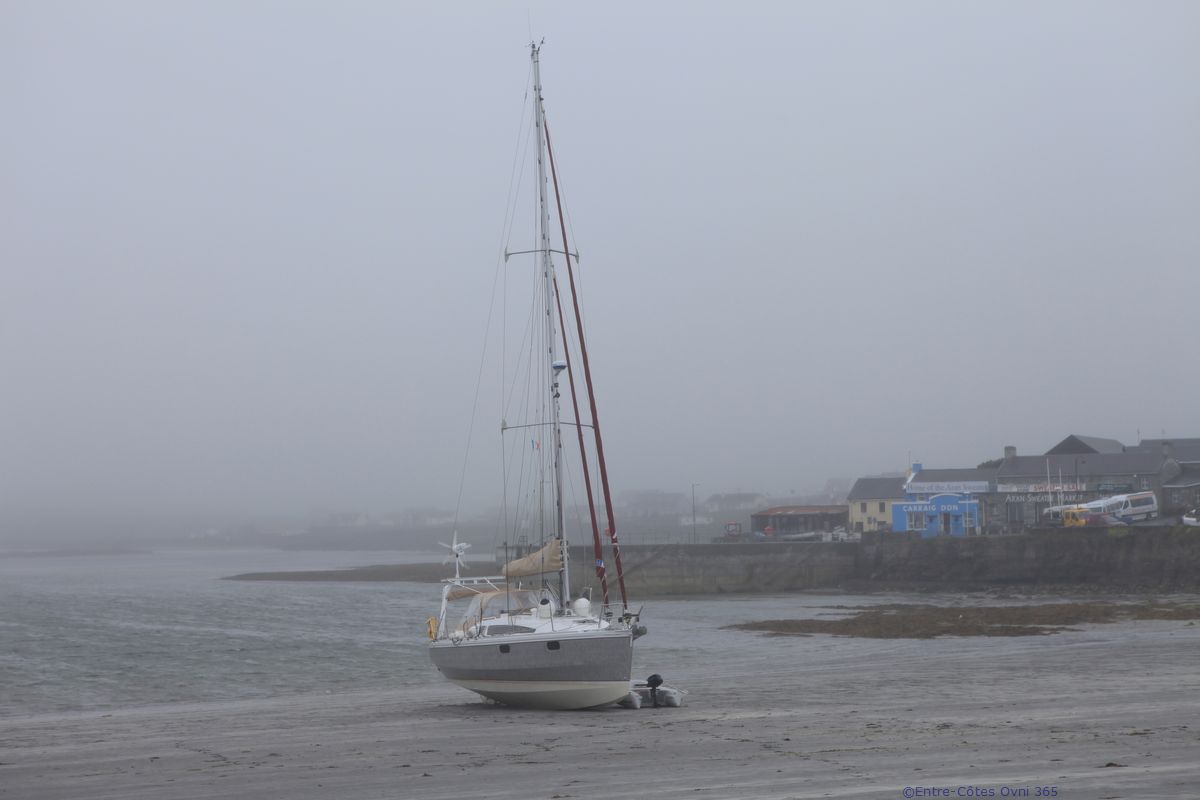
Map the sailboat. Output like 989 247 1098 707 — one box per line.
427 43 645 710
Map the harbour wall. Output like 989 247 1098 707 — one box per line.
570 527 1200 596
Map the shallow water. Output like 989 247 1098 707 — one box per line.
6 549 1200 800
0 549 883 716
0 549 435 716
2 549 1191 719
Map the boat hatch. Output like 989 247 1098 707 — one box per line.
484 624 536 636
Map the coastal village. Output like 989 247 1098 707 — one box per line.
260 432 1200 552
8 4 1200 798
746 434 1200 542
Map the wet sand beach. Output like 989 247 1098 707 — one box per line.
727 600 1200 638
4 609 1198 800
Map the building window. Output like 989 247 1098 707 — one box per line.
906 511 927 531
878 502 886 513
860 502 867 513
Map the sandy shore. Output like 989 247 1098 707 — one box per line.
727 600 1200 638
4 614 1198 799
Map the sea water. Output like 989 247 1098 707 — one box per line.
1 548 1100 719
0 549 438 716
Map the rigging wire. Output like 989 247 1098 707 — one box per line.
545 142 591 340
451 61 534 540
532 114 602 542
543 116 626 609
501 285 538 549
499 62 537 553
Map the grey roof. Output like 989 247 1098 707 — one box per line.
1137 438 1200 449
1163 464 1200 488
1128 439 1200 460
846 476 907 501
997 452 1167 480
1044 435 1127 455
908 468 996 483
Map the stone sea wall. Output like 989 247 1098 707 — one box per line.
569 541 860 597
572 527 1200 596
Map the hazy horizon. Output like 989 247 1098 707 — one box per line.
5 2 1197 529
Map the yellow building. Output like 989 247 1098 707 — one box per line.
847 476 907 533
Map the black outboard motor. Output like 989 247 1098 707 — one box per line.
646 673 664 708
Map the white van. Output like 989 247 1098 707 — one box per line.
1080 497 1125 516
1107 492 1159 522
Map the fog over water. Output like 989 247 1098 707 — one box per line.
4 2 1198 532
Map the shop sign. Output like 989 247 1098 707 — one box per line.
907 481 991 494
997 483 1086 493
1004 493 1087 503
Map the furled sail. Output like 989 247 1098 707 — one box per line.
502 539 563 578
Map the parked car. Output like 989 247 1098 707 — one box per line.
1183 509 1200 527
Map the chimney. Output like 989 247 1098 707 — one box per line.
910 462 923 477
1163 441 1173 458
1004 445 1017 461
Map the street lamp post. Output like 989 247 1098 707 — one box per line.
691 483 700 544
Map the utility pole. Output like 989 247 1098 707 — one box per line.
691 483 700 544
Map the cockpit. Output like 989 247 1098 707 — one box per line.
458 589 555 631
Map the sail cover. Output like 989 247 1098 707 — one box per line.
445 582 496 602
502 539 563 578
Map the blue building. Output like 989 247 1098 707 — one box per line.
891 493 980 537
888 465 989 537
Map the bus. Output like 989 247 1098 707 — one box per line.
1063 492 1158 526
1108 491 1158 522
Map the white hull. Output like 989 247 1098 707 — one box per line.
448 678 631 710
428 620 634 709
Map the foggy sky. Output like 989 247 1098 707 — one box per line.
3 1 1198 523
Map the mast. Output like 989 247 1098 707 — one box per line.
543 120 629 611
531 42 570 603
